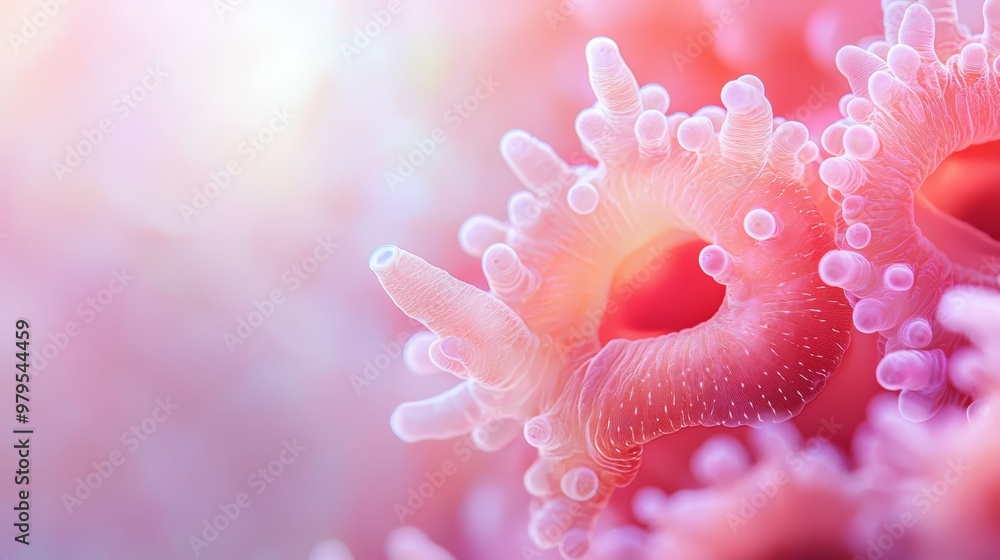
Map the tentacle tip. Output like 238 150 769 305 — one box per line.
853 299 888 334
846 223 872 249
585 36 620 67
835 44 864 69
743 208 779 241
899 318 932 348
720 79 762 113
797 141 819 164
567 183 600 215
500 129 533 161
369 245 400 273
561 466 599 501
438 336 470 362
884 264 914 291
524 415 556 448
902 1 931 19
843 125 880 160
389 405 419 443
819 251 848 287
698 244 731 278
677 116 715 152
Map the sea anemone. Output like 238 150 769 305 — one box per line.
818 0 1000 421
371 36 851 556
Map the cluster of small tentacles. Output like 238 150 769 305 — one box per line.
370 0 1000 556
818 0 1000 421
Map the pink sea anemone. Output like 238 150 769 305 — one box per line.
818 0 1000 421
371 36 852 556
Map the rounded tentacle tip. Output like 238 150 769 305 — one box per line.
677 116 715 152
819 157 864 193
560 466 599 501
843 124 881 160
500 129 533 161
369 245 400 273
899 317 932 348
524 415 558 449
403 332 440 374
524 459 552 497
459 214 508 258
438 336 471 362
482 243 536 300
883 264 914 291
853 298 890 334
698 244 733 278
585 36 621 68
876 349 943 391
743 208 780 241
845 223 872 249
820 250 878 293
575 107 608 148
567 183 600 215
720 79 762 113
389 404 419 444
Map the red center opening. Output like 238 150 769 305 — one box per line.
599 236 726 344
920 139 1000 272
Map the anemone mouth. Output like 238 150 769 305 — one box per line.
918 140 1000 267
599 235 726 344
